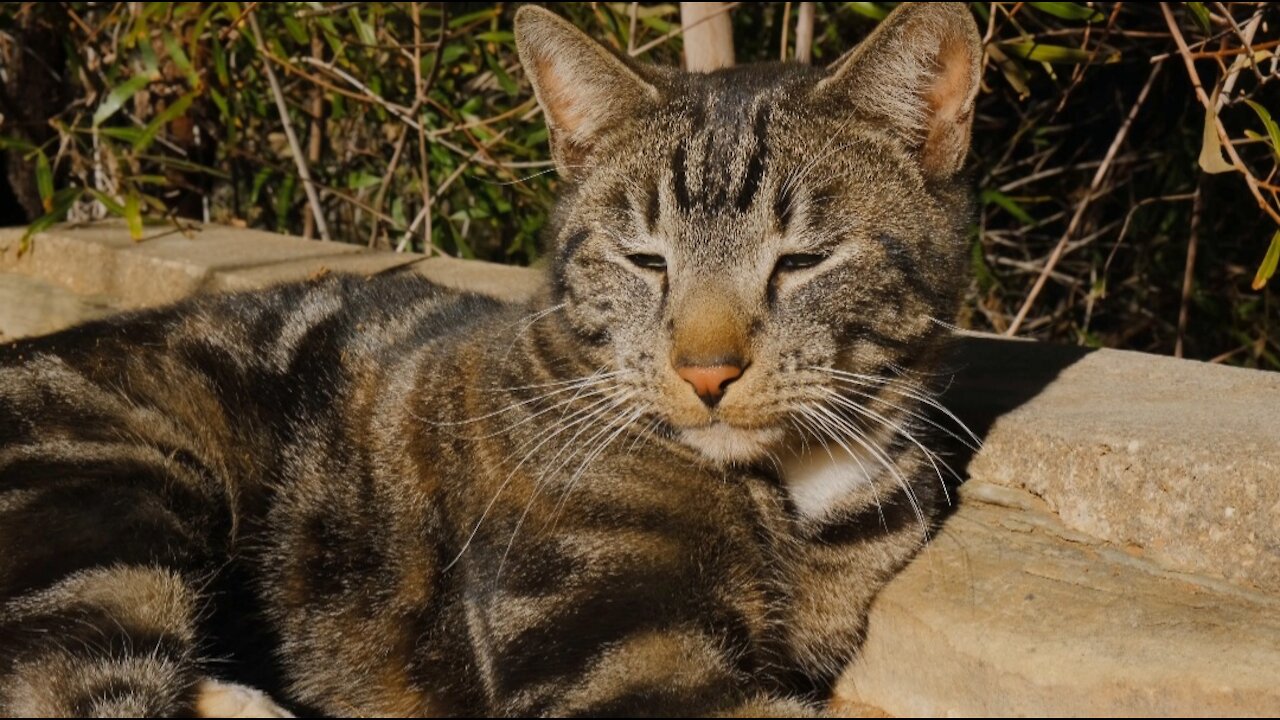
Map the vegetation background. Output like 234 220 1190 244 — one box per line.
1 2 1277 368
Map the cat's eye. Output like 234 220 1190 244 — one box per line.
626 253 667 271
774 253 828 272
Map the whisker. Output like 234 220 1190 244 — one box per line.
443 388 628 571
821 388 957 507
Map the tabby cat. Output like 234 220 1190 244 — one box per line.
0 3 981 716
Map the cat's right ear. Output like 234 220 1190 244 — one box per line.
515 6 658 180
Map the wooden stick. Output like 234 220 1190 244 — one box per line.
795 2 815 65
248 11 330 241
680 2 736 71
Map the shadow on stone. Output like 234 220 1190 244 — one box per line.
936 334 1095 484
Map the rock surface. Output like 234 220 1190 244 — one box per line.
0 272 114 341
946 337 1280 594
834 481 1280 716
3 221 1278 716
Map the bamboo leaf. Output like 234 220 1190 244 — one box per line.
845 2 889 21
1199 104 1236 174
1028 3 1105 22
1186 2 1212 33
92 75 151 127
162 32 199 88
135 91 197 152
1253 229 1280 291
981 189 1035 225
1244 100 1280 163
20 187 82 255
998 41 1119 64
85 188 126 215
124 189 144 240
35 149 53 212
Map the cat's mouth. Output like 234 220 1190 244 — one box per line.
678 423 784 464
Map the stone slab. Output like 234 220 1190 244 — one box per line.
0 221 544 309
944 337 1280 594
0 273 115 341
834 481 1280 717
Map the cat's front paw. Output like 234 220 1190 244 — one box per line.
195 679 294 718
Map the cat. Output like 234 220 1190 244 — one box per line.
0 3 981 716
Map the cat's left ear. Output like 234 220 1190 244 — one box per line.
515 6 659 180
817 2 983 180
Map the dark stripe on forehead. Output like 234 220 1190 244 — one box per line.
604 184 631 215
671 141 692 212
645 181 661 232
735 104 771 212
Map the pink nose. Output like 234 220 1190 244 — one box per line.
676 363 743 407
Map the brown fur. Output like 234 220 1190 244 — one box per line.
0 4 982 716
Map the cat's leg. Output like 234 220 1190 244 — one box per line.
0 565 204 716
480 621 816 716
0 418 274 715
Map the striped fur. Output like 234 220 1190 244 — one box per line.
0 4 981 716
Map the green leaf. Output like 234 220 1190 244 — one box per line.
1253 229 1280 291
35 149 53 212
124 189 144 240
20 187 82 254
474 31 514 44
1186 2 1212 33
1244 100 1280 162
282 15 310 45
0 135 37 152
94 126 147 144
162 32 199 88
1028 3 1105 22
485 53 518 97
998 41 1119 64
981 189 1035 225
85 188 126 215
136 91 198 152
845 2 889 20
93 74 151 127
347 171 382 190
348 7 376 46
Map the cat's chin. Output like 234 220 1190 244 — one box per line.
678 424 784 465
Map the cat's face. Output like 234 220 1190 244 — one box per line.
516 4 981 465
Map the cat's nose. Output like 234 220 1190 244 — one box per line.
675 362 744 408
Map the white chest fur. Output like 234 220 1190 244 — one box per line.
780 443 880 521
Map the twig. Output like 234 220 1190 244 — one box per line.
634 3 741 58
1006 61 1163 336
1160 2 1280 226
248 10 329 241
397 128 512 253
303 32 324 240
1176 183 1204 358
627 3 639 54
780 3 792 62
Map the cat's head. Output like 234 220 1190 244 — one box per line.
515 3 982 465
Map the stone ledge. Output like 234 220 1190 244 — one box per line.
835 481 1280 717
3 221 1278 716
945 337 1280 594
0 220 542 306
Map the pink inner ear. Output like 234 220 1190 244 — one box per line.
921 34 978 177
533 55 590 137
